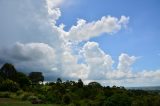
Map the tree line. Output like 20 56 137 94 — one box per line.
0 63 160 106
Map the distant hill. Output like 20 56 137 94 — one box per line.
126 86 160 91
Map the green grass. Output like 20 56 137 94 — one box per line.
0 98 59 106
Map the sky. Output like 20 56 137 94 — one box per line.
0 0 160 87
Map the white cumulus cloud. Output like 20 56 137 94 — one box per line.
0 0 160 87
46 0 62 25
117 53 137 72
66 16 129 41
82 41 114 80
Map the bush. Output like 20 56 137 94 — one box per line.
37 94 46 100
62 94 72 104
0 92 10 98
73 101 81 106
0 79 20 92
31 98 45 104
105 94 131 106
21 93 32 101
16 90 23 96
28 95 38 101
45 93 60 103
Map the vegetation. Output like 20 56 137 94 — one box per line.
28 72 44 85
0 63 160 106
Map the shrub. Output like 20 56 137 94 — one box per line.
105 94 131 106
73 101 81 106
0 92 10 98
28 95 38 101
37 94 46 100
0 79 20 92
16 90 23 96
62 94 72 104
31 98 45 104
21 93 32 101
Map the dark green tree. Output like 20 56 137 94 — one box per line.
0 63 17 81
105 94 131 106
88 81 102 88
28 72 44 84
16 72 31 88
77 79 83 87
56 77 62 84
0 72 4 81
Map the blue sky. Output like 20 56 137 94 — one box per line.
58 0 160 71
0 0 160 87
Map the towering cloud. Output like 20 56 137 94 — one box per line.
82 41 114 80
0 0 159 86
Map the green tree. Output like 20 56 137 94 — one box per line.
0 72 4 81
0 63 17 81
16 72 31 88
56 77 62 84
88 81 102 88
28 72 44 84
77 79 83 88
105 94 131 106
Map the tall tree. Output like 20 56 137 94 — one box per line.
0 63 17 81
28 72 44 84
56 77 62 84
88 81 102 88
16 72 31 88
77 79 83 87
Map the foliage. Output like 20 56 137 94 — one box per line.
0 98 55 106
62 94 72 104
0 63 31 91
0 63 17 81
0 63 160 105
77 79 83 88
105 94 131 106
28 72 44 84
21 92 33 101
0 92 10 98
16 72 31 88
88 81 102 88
0 79 19 92
56 78 62 84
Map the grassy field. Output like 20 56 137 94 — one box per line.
0 98 58 106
